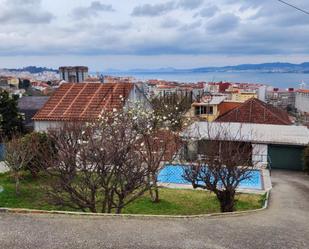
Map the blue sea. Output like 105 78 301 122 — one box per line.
102 71 309 89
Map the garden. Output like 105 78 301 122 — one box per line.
0 95 265 215
0 171 264 215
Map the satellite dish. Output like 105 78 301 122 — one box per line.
202 91 213 103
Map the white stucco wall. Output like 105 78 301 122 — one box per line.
252 143 268 168
125 85 152 110
295 92 309 113
34 121 63 132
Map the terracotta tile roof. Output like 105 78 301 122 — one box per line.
218 102 242 116
215 98 292 125
297 89 309 93
33 83 134 121
157 85 176 89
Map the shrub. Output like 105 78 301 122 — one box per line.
22 132 55 178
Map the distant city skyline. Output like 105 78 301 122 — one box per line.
1 0 309 70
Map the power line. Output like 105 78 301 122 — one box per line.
277 0 309 15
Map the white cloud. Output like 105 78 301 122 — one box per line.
0 0 54 24
71 1 115 20
0 0 309 69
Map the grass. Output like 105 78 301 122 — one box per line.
0 172 264 215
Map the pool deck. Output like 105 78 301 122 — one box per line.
158 169 272 195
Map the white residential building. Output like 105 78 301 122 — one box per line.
295 90 309 113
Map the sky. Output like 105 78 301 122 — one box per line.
1 0 309 71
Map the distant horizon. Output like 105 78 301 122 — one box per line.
3 61 309 72
2 63 309 89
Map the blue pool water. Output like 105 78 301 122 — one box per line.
158 165 262 190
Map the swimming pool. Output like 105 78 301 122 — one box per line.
158 165 263 190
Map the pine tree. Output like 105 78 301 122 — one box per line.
0 91 24 140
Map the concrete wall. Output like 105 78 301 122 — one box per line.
125 85 152 110
258 86 266 102
185 141 198 161
252 144 268 168
186 140 268 168
296 92 309 113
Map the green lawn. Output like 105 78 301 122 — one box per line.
0 172 264 215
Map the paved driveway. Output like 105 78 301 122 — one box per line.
0 170 309 249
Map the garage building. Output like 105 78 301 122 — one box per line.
182 122 309 171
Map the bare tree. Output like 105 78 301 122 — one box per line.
5 135 37 195
137 130 180 203
41 109 154 214
182 123 257 212
151 93 192 131
95 111 150 214
41 122 102 212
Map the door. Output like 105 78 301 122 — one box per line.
268 145 305 171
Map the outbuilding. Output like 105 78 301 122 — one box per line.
182 122 309 171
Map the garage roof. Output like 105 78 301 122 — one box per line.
182 122 309 146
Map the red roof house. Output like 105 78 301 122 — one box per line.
215 98 292 125
33 83 149 131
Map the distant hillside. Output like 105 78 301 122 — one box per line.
6 66 58 74
192 62 309 73
127 62 309 74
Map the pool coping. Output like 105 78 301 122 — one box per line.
0 191 271 219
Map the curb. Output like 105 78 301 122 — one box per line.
0 191 271 219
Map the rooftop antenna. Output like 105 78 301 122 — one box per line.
299 80 306 89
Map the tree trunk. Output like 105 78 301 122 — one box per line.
149 175 160 203
216 190 235 213
116 206 122 214
102 189 112 213
150 185 159 203
107 205 113 214
15 174 20 195
89 206 97 213
90 190 97 213
116 200 123 214
102 197 107 213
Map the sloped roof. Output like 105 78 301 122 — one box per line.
218 102 242 116
297 89 309 93
18 96 49 110
18 97 50 127
215 98 292 125
33 83 134 121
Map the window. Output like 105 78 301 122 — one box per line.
195 106 214 115
209 106 213 114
